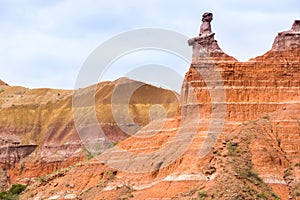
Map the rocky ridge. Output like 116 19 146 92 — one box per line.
2 14 300 200
0 78 178 191
0 80 8 86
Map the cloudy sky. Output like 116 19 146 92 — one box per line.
0 0 299 89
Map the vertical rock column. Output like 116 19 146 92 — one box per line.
180 13 235 156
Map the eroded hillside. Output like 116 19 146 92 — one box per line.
0 78 178 191
1 15 300 200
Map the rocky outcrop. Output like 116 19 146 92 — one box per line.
0 80 8 86
272 20 300 51
0 78 178 187
184 18 300 123
0 144 37 169
187 12 235 60
0 168 7 191
181 18 300 198
7 14 300 200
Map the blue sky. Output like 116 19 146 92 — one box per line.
0 0 299 89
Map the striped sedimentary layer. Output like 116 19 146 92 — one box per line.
16 19 300 199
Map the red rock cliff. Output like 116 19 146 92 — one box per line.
14 16 300 200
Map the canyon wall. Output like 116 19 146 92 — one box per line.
3 15 300 200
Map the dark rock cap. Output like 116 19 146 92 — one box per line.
291 20 300 32
202 12 213 22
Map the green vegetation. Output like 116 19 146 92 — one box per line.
216 127 281 200
34 165 74 184
293 183 300 197
0 89 4 93
262 115 269 119
0 184 27 200
240 168 264 186
271 192 280 200
82 147 94 160
20 162 25 173
180 188 197 197
34 176 48 183
197 190 208 199
104 171 116 180
257 192 267 199
108 141 119 148
284 167 293 177
227 141 238 155
237 166 280 198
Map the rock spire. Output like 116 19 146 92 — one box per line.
188 12 235 61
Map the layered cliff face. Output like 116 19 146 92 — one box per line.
272 20 300 51
179 18 300 199
7 16 300 200
0 78 178 190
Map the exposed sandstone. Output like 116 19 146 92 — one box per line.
0 144 37 169
181 19 300 198
199 12 213 36
187 12 235 61
0 78 178 188
272 20 300 51
89 17 300 199
3 14 300 200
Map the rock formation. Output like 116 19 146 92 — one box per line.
0 144 37 169
0 80 8 86
187 12 233 59
2 14 300 200
272 20 300 51
0 78 178 189
199 12 213 36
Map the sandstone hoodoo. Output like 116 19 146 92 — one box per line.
187 12 222 54
1 13 300 200
187 12 235 60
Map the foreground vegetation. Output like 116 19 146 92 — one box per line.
0 184 26 200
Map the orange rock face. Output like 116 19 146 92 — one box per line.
0 78 178 190
2 18 300 200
